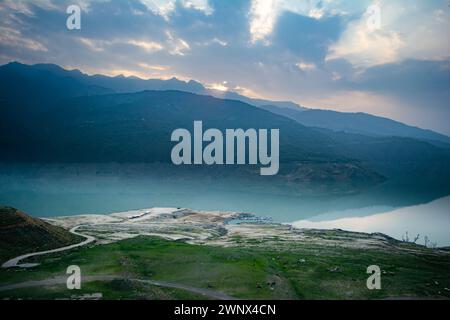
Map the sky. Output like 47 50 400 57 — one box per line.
0 0 449 135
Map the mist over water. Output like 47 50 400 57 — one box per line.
1 163 449 245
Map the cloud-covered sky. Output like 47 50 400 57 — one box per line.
1 0 449 134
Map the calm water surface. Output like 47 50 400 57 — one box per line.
1 164 449 246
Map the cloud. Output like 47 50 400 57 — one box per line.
248 0 351 44
327 0 450 68
206 81 228 91
138 62 169 71
0 26 48 52
140 0 176 18
351 59 450 96
182 0 213 15
339 58 450 135
248 0 407 40
0 0 449 134
0 0 60 15
128 39 164 52
327 19 404 67
272 11 344 63
165 30 191 55
78 37 105 52
296 61 316 72
140 0 212 18
249 0 278 43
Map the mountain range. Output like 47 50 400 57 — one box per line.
1 62 449 190
2 61 448 145
260 105 450 145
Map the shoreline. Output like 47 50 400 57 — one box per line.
42 207 448 252
1 207 449 300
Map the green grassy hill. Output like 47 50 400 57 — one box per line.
1 235 449 299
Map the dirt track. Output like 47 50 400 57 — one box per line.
0 275 238 300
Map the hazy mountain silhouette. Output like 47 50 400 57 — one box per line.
1 61 449 189
1 62 303 111
2 61 448 146
260 105 450 145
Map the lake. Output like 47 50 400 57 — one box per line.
292 196 450 247
1 163 449 246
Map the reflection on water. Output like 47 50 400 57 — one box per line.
0 163 449 245
292 196 450 247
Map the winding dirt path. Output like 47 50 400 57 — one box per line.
1 226 95 268
0 224 237 299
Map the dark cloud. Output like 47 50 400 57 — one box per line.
272 11 345 64
352 59 450 96
340 59 450 135
170 0 250 44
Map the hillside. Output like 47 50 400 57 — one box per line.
261 105 450 145
1 208 449 300
0 206 83 264
0 89 387 188
2 62 448 145
0 62 113 104
1 62 450 190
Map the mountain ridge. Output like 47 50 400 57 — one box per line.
3 61 448 145
261 105 450 145
1 61 449 190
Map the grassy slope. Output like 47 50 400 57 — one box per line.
0 235 449 300
0 206 83 264
0 280 209 300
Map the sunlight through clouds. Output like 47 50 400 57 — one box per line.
327 0 450 67
296 61 317 72
0 0 448 134
140 0 212 18
249 0 279 44
128 39 164 52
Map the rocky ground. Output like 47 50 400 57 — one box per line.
45 207 444 255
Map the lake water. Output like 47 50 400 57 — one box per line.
1 163 449 246
292 196 450 247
